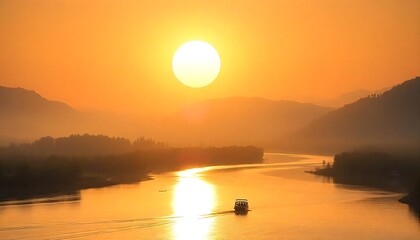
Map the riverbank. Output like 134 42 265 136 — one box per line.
0 146 264 201
308 151 420 217
0 173 152 201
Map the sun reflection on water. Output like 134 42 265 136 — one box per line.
172 168 216 240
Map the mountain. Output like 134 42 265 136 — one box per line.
0 86 85 143
0 87 74 115
0 86 144 144
317 89 373 108
157 97 333 149
289 77 420 153
0 86 333 149
317 86 392 108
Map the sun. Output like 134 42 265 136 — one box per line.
172 40 221 88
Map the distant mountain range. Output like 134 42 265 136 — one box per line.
1 77 418 154
158 97 332 148
288 77 420 153
0 86 332 148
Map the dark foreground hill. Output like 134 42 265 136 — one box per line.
287 77 420 153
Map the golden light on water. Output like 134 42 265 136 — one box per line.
172 168 216 239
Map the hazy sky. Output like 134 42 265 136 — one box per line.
1 0 419 113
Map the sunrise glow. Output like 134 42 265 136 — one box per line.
172 41 221 88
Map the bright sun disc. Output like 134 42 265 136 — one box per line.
172 40 221 88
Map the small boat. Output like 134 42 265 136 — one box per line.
234 199 249 212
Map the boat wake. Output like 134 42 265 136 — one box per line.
1 210 239 240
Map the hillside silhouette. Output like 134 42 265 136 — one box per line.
0 86 86 144
289 77 420 153
0 87 101 145
317 89 373 108
0 86 153 145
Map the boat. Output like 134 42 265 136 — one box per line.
234 198 249 212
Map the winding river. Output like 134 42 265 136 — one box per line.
1 153 419 239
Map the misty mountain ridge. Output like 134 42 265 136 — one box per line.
158 97 332 148
0 86 75 116
0 86 333 149
0 86 141 144
288 76 420 153
0 86 81 143
2 76 417 154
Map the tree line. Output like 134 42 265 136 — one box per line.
0 135 263 199
0 134 168 157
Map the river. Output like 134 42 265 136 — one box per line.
0 153 419 239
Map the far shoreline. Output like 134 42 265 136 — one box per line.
0 151 318 203
306 151 420 217
0 146 264 202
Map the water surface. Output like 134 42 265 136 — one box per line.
1 153 419 239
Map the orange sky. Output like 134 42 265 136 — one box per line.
0 0 419 114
